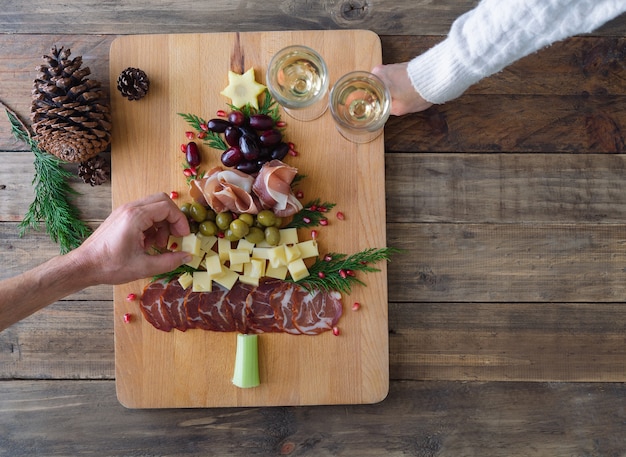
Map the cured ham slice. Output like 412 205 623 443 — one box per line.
252 160 303 217
191 167 260 214
139 278 343 335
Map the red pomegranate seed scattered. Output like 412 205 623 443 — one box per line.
197 131 207 139
346 269 355 277
332 326 340 336
336 211 345 221
276 120 287 128
320 218 329 226
288 149 298 157
185 131 195 140
352 302 361 311
183 168 193 177
170 242 178 250
169 191 179 200
180 143 186 153
309 204 317 211
123 313 132 323
339 269 347 279
217 232 225 238
126 293 137 302
296 190 304 199
318 271 326 279
318 206 328 212
216 109 227 117
200 123 208 131
303 216 311 224
310 229 318 240
324 254 332 262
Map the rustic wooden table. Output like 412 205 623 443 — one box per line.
2 1 626 455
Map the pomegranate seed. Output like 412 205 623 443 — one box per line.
123 313 132 323
339 269 347 279
197 131 207 139
180 143 186 153
288 149 298 157
200 123 208 131
332 326 340 336
185 131 195 140
320 218 329 226
352 302 361 311
336 211 345 221
276 120 287 128
318 271 326 279
126 293 137 301
170 242 178 250
288 142 296 150
303 217 311 224
324 254 332 262
183 168 193 177
217 232 225 238
318 206 328 212
310 229 318 240
216 109 227 117
346 269 355 277
309 205 317 211
296 190 304 199
169 191 179 200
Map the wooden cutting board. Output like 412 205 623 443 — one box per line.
110 30 388 408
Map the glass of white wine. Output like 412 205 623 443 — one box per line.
329 71 391 143
266 45 329 121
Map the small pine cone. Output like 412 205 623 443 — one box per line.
117 67 150 101
31 46 112 163
78 155 110 186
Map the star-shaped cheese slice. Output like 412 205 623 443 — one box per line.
220 68 266 109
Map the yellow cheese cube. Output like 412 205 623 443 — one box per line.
204 254 224 277
237 238 255 253
167 235 182 251
268 245 287 268
284 244 301 263
229 263 244 273
229 249 250 266
192 271 213 292
243 259 266 278
178 272 193 289
279 227 299 245
288 258 309 282
238 274 259 287
265 264 288 280
296 240 319 259
181 233 202 256
218 237 231 262
197 234 217 252
185 253 204 269
252 247 271 260
213 268 239 290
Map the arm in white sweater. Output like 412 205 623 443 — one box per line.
408 0 626 104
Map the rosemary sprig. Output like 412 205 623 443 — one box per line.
152 264 197 283
285 199 336 229
295 247 400 294
5 108 91 254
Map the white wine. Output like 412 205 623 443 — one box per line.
330 71 390 143
267 45 329 121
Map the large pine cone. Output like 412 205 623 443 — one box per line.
31 46 112 163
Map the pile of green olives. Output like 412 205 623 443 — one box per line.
181 202 283 245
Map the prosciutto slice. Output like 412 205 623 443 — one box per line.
190 167 260 214
139 278 343 335
252 160 303 217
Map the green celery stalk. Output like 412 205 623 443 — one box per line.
232 333 260 388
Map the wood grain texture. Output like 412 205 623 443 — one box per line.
1 380 626 457
110 30 388 407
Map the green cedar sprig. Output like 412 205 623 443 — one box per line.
294 247 400 294
5 108 92 254
285 199 336 229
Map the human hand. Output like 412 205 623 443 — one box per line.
371 63 433 116
72 193 191 285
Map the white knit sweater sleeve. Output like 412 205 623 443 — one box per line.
407 0 626 104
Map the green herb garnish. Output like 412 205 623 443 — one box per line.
285 199 336 229
5 108 91 254
295 247 400 294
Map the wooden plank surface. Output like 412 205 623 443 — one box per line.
109 30 388 407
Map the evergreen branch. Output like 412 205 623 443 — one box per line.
294 247 401 294
5 107 92 254
285 199 336 229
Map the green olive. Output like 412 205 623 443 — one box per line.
257 209 276 227
189 202 208 223
188 220 199 234
204 208 217 222
245 226 265 244
215 212 233 230
273 216 283 228
264 226 281 246
180 202 191 217
238 213 254 226
230 219 250 239
199 220 218 236
224 228 240 242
